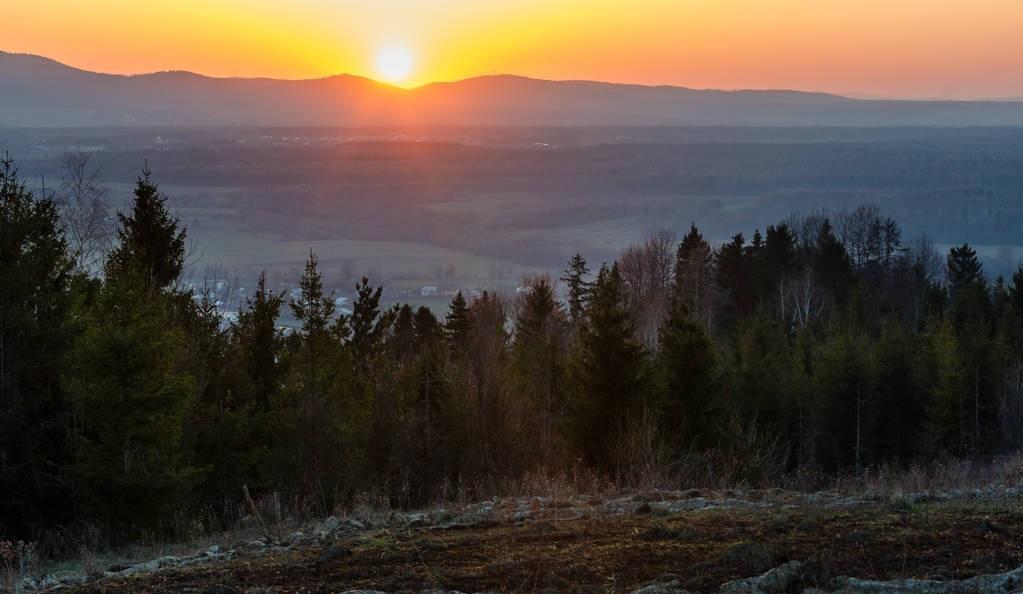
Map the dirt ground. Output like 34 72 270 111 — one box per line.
67 498 1023 594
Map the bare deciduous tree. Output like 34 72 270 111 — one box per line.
618 229 675 346
786 268 827 329
57 152 111 274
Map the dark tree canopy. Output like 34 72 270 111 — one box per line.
107 167 186 290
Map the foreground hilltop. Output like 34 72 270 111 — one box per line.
22 484 1023 594
4 51 1023 127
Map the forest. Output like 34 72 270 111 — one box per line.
3 153 1023 555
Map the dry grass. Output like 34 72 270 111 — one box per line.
22 453 1023 589
64 498 1023 594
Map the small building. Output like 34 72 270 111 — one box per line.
420 286 439 297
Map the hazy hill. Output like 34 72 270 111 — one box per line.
3 51 1023 127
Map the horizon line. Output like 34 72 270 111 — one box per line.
7 49 1023 104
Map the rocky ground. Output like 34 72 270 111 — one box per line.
20 486 1023 594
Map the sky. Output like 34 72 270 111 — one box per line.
5 0 1023 99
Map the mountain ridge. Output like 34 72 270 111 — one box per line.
3 51 1023 127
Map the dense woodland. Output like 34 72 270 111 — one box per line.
3 154 1023 550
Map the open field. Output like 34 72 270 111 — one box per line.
5 125 1023 304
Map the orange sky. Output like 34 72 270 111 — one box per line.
6 0 1023 99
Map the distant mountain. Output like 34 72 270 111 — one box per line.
3 51 1023 127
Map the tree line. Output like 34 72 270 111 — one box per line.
3 155 1023 545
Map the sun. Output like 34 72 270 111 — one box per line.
376 46 414 83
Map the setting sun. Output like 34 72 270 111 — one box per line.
376 46 413 84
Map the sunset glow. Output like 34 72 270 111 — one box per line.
376 46 414 84
5 0 1023 98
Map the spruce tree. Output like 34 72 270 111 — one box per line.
445 291 472 353
348 277 385 366
107 166 185 290
569 263 644 467
64 164 200 529
920 320 966 455
715 233 749 327
65 265 199 528
946 244 990 330
233 272 284 405
0 156 76 532
813 323 874 472
278 253 349 501
673 224 715 328
413 306 443 350
291 251 336 337
561 254 592 328
656 299 720 451
813 219 853 303
390 304 418 361
513 277 569 454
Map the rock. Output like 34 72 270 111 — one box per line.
244 539 269 551
721 542 778 575
829 563 1023 593
402 512 430 527
36 575 62 590
204 586 242 594
630 579 690 594
719 561 804 594
316 543 353 564
319 516 366 539
635 503 653 515
117 555 179 576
